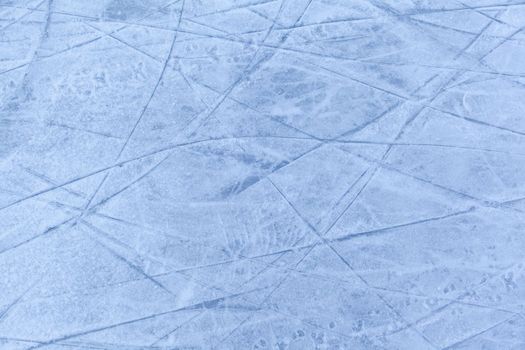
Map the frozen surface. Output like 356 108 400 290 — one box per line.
1 0 525 349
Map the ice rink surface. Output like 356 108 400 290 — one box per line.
1 0 525 349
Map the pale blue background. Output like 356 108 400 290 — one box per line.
1 0 525 349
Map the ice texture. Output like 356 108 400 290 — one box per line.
1 0 525 349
